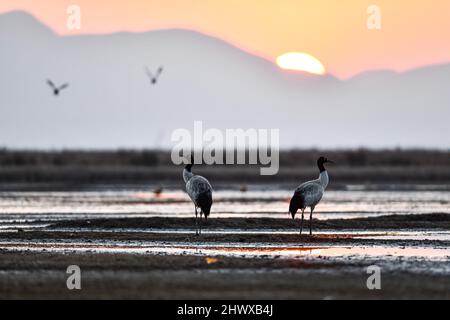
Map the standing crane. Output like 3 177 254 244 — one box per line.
183 156 213 235
289 156 333 235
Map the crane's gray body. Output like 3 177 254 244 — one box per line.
185 173 213 212
183 167 213 235
290 171 329 214
289 157 331 235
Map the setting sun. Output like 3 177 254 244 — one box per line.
276 52 326 75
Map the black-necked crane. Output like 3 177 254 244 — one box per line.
144 66 163 85
46 79 69 96
183 157 213 236
289 156 333 235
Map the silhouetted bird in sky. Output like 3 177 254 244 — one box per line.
46 80 69 96
144 66 163 85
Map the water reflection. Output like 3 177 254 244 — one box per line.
0 240 448 260
0 189 449 222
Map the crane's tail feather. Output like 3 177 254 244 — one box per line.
197 192 212 219
289 194 305 219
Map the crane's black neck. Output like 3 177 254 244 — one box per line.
318 163 326 173
185 154 196 172
317 159 326 173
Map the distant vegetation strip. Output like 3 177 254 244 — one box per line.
0 149 448 184
0 149 448 167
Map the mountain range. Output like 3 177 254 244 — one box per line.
0 11 449 149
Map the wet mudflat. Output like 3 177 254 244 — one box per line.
0 186 449 299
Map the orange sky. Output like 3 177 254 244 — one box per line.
1 0 450 79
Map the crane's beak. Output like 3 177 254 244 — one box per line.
327 159 335 164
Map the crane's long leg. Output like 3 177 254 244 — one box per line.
300 209 305 235
310 206 315 235
199 210 203 235
195 207 199 236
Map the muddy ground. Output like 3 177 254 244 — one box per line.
0 251 449 300
0 214 449 299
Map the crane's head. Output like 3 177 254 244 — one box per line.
317 156 334 172
318 156 334 165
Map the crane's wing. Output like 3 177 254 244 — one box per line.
290 182 323 213
144 66 154 79
156 66 163 77
58 83 69 91
46 79 56 89
186 175 213 202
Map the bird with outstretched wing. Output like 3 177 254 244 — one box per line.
46 79 69 96
144 66 163 85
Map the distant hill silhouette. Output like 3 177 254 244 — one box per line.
0 11 449 149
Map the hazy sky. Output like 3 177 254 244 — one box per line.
1 0 450 79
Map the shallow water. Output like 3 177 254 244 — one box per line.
0 188 449 223
0 186 449 274
0 237 448 260
0 239 449 274
12 228 450 242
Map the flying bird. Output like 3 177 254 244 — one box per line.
289 156 333 235
183 156 213 236
144 66 163 85
46 80 69 96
